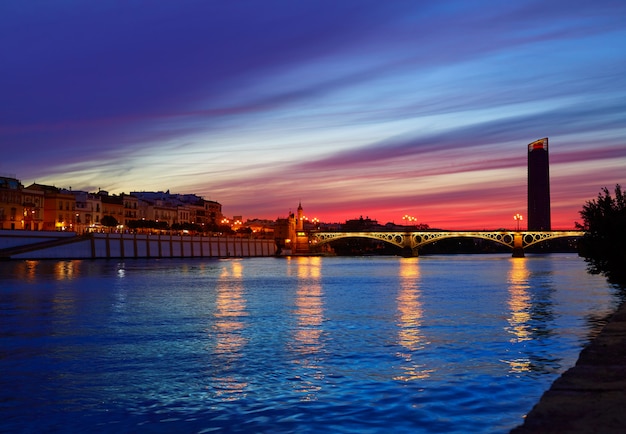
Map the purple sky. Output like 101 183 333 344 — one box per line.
2 1 625 229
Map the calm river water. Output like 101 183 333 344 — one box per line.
0 254 620 433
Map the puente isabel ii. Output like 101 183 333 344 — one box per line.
303 138 584 257
308 230 584 258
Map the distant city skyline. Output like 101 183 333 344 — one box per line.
2 1 625 229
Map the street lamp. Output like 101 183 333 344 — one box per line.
514 213 523 231
403 214 417 226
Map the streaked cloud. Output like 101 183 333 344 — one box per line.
1 1 624 229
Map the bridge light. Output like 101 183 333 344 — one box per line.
403 214 417 226
514 214 523 231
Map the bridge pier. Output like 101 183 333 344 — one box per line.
512 248 525 258
512 233 525 257
400 246 419 257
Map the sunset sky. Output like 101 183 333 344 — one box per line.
2 1 625 229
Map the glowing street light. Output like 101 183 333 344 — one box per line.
403 214 417 226
514 213 523 231
310 217 320 230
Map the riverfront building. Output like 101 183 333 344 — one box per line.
0 176 25 230
527 138 551 231
0 175 224 233
26 183 77 231
274 202 310 254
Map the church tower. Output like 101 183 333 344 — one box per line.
296 201 304 232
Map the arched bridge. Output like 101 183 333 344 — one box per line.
309 231 585 257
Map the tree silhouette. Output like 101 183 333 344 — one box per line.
577 184 626 284
101 215 119 228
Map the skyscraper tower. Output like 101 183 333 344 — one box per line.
527 137 551 230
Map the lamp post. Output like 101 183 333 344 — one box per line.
311 217 319 230
403 214 416 227
514 213 523 231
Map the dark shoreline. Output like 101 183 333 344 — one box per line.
511 298 626 433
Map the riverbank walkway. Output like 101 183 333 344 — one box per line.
511 299 626 433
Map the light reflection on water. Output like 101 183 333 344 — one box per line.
0 254 620 433
291 256 325 399
212 260 248 400
395 258 431 381
506 258 533 372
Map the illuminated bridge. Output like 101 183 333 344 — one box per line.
309 231 585 257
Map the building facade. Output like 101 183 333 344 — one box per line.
26 184 77 231
21 186 44 230
0 176 24 230
1 177 227 234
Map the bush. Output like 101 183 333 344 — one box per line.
577 185 626 284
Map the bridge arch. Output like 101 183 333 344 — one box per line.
311 232 409 249
309 231 584 256
409 232 515 249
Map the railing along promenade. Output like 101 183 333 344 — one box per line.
309 230 585 257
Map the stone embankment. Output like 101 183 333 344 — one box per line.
511 299 626 433
0 230 277 259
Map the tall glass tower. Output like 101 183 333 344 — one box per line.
527 137 551 230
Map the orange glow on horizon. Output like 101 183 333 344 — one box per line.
304 207 578 231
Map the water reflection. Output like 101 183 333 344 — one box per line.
0 255 617 433
4 260 113 283
211 260 248 399
505 258 532 372
54 260 79 280
12 260 40 281
507 258 532 343
290 256 325 399
116 262 126 278
394 258 431 381
505 258 559 374
112 262 129 315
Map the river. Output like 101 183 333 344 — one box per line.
0 254 619 433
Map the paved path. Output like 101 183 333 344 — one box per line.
511 300 626 433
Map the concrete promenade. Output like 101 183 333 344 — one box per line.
511 298 626 433
0 230 277 259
